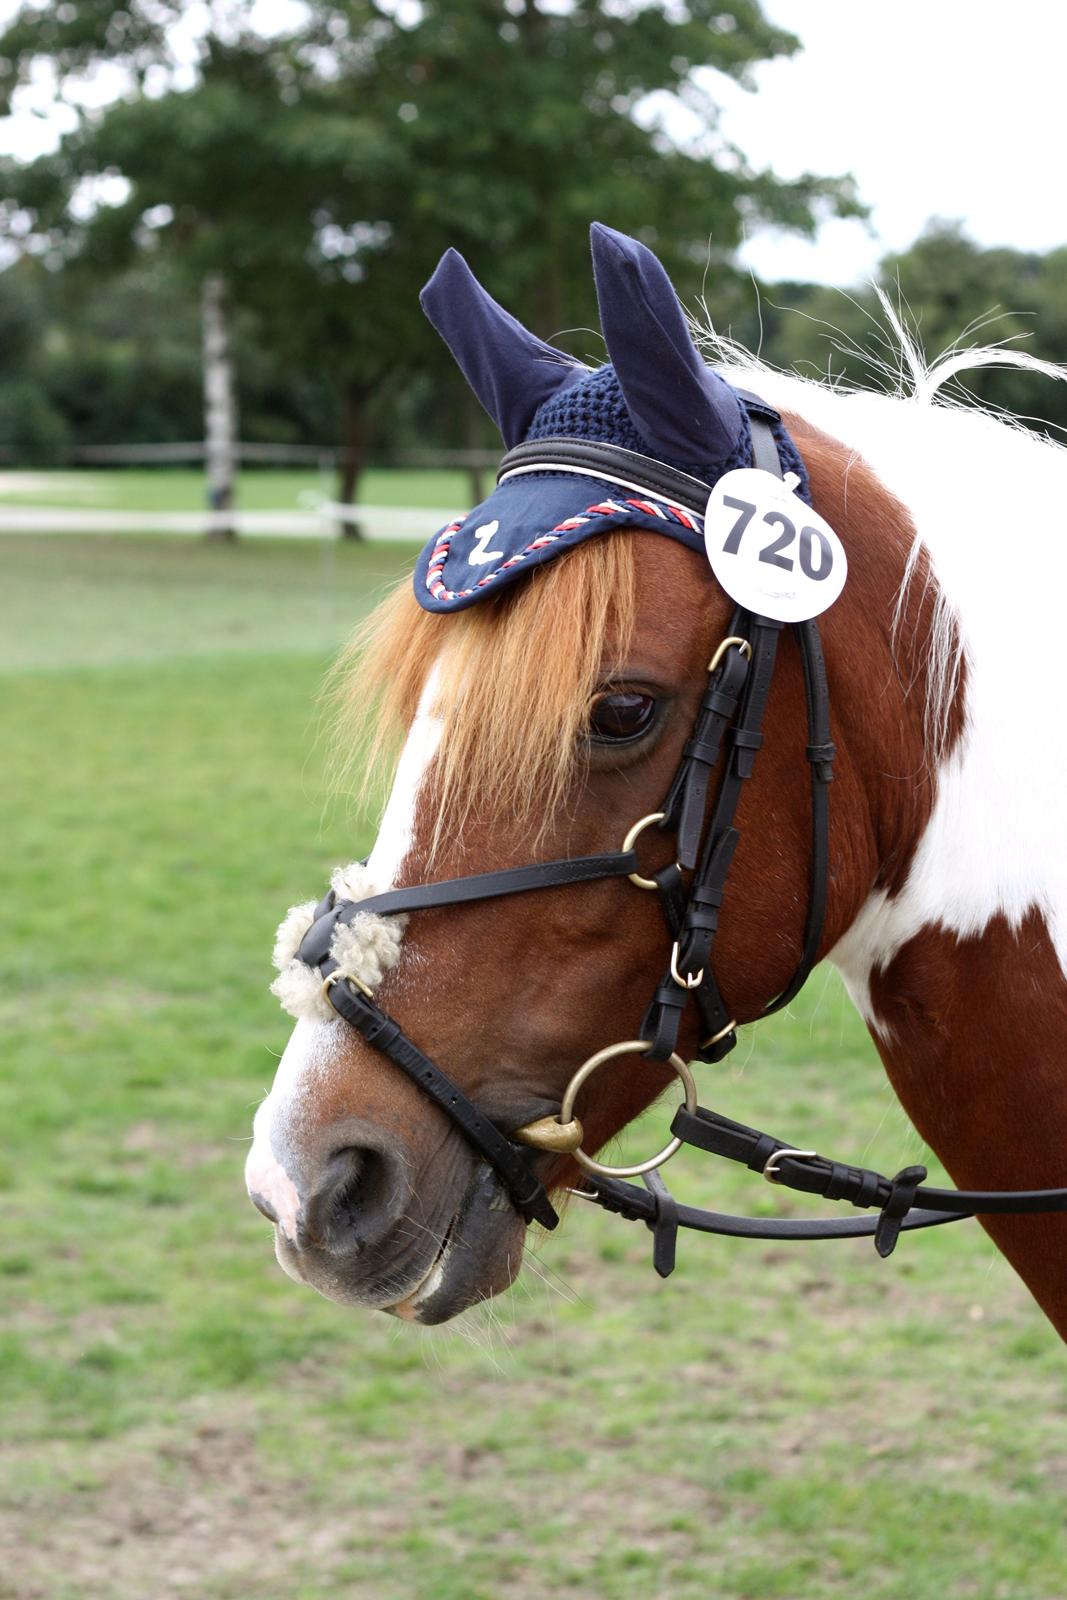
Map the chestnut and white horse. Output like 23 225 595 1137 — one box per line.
246 228 1067 1338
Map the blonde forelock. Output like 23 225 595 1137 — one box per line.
328 533 637 854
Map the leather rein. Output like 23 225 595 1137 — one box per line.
296 407 1067 1275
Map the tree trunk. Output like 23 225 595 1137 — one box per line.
201 272 238 541
337 383 366 539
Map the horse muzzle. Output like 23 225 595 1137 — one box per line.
245 1087 526 1319
261 1159 524 1321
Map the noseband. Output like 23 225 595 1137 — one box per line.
296 409 1067 1268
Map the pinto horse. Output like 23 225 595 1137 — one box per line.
246 224 1067 1337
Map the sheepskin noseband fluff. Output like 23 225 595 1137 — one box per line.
270 862 406 1023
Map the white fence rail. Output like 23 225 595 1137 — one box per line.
0 500 454 540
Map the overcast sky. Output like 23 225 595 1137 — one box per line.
1 0 1062 286
719 0 1067 283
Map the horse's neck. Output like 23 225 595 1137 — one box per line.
830 658 1067 1338
796 394 1067 1338
848 910 1067 1338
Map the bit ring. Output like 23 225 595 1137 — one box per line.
559 1039 696 1178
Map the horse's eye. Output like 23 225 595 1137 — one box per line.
588 690 657 744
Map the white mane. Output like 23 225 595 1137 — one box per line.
698 314 1067 1006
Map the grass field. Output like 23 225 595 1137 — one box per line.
0 466 476 512
2 525 1066 1600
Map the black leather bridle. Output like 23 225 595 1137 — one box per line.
294 406 1067 1274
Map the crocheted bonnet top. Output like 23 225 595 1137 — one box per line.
414 224 807 613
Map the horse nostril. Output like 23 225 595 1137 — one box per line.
326 1150 371 1236
301 1145 402 1254
249 1191 279 1224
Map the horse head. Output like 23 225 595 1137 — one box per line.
246 225 1067 1339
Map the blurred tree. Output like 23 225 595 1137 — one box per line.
0 1 862 522
45 261 202 447
0 255 340 454
880 223 1067 432
758 223 1067 440
0 260 69 460
0 14 399 528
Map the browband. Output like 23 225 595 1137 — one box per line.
498 438 714 515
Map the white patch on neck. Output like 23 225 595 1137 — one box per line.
247 662 444 1226
832 706 1067 1032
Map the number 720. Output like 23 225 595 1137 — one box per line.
721 495 833 581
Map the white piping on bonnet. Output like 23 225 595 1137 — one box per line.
270 861 407 1023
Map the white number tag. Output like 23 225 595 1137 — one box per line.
704 468 847 622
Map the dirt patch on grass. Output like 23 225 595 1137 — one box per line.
0 1388 703 1600
0 1399 360 1600
3 1302 1066 1600
119 1119 220 1171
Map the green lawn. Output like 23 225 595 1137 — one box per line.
2 533 1065 1600
0 465 476 512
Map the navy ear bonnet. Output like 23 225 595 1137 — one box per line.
414 224 808 614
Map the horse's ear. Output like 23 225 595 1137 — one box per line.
590 222 744 463
420 248 583 448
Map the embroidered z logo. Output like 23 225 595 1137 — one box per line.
468 520 504 567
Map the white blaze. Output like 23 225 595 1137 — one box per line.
366 664 443 887
245 1016 342 1240
246 666 444 1233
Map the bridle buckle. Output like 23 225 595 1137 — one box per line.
763 1147 818 1185
321 969 374 1003
669 940 704 990
706 634 752 673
